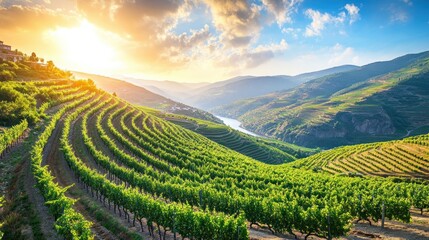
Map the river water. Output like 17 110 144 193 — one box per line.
216 116 262 137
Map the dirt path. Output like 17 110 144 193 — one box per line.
248 211 429 240
23 155 60 240
1 125 60 239
345 211 429 240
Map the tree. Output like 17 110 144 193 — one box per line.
47 60 55 71
29 52 38 62
0 70 15 82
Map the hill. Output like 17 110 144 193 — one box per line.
214 51 429 148
290 132 429 179
72 72 221 123
121 77 210 102
153 111 318 164
186 65 358 109
1 77 429 240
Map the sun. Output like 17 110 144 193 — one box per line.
48 20 123 74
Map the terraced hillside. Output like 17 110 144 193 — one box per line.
161 113 317 164
214 51 429 148
290 133 429 179
2 79 429 240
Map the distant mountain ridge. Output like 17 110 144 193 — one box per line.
72 72 221 123
120 77 210 102
214 51 429 148
97 65 358 110
185 65 359 109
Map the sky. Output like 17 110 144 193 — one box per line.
0 0 428 83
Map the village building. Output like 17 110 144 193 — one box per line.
0 40 24 62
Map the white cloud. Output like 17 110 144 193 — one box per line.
254 39 288 53
261 0 303 26
304 3 360 37
345 3 360 24
213 38 288 71
282 27 301 38
304 9 345 37
204 0 262 48
328 43 359 65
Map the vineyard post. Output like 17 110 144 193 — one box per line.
236 224 240 240
328 213 331 240
381 201 385 229
173 211 176 240
199 190 203 207
359 194 362 213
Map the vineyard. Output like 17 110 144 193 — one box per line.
163 114 317 164
291 134 429 179
1 79 429 240
0 120 27 158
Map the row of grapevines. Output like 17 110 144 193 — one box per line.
30 92 95 240
63 96 249 240
103 103 191 178
85 102 359 238
84 94 427 238
127 108 422 230
0 119 28 157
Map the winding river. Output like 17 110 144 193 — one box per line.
216 116 262 137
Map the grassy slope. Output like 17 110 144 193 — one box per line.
152 110 318 164
217 51 429 149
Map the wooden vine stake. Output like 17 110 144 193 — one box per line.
173 211 176 240
199 189 203 207
381 201 385 229
328 213 332 240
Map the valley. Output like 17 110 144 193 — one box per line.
1 1 429 238
214 51 429 149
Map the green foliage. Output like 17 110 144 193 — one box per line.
0 82 38 125
55 208 94 240
70 92 428 238
0 59 71 81
0 69 16 81
30 92 95 240
62 95 248 240
0 80 97 126
160 113 317 164
0 119 27 155
4 78 429 239
291 131 429 179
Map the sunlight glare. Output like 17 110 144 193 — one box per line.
48 20 122 74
